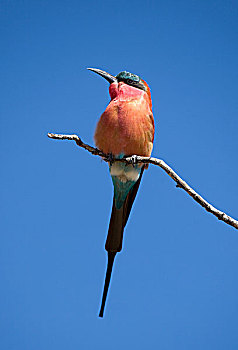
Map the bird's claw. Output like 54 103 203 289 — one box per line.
107 152 114 166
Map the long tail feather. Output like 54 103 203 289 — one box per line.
99 252 116 317
106 200 124 252
99 166 145 317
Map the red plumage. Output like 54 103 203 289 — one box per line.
94 81 154 157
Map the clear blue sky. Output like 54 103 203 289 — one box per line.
1 0 238 349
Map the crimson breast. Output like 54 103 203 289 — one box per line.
94 81 154 157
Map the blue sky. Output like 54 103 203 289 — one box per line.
1 0 238 349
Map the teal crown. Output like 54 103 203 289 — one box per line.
116 71 141 83
116 71 146 91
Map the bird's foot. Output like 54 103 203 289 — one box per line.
107 152 114 166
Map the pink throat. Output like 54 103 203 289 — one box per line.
109 81 145 101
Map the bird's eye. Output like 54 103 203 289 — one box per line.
127 79 135 85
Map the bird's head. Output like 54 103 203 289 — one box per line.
87 68 151 105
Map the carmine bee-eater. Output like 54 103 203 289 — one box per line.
88 68 155 317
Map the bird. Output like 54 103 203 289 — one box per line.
88 68 155 317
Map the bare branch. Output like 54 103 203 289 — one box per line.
48 132 238 230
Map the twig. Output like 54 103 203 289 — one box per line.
47 132 238 230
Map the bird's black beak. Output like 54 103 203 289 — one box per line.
87 68 117 84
